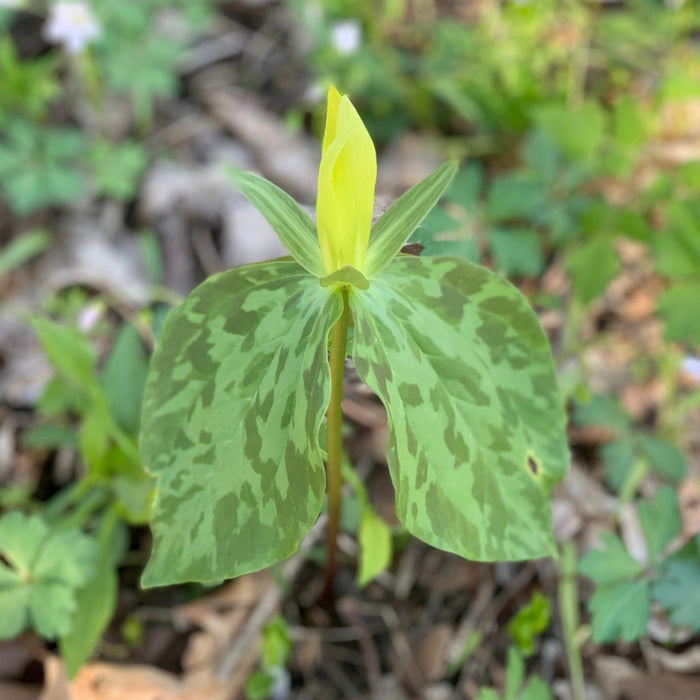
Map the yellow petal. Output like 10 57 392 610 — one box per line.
322 85 342 153
317 88 377 274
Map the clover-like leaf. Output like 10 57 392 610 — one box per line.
0 512 97 640
579 533 642 585
579 532 650 643
652 552 700 632
587 580 650 643
140 261 343 586
350 256 569 561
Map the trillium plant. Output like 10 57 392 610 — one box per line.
140 87 569 589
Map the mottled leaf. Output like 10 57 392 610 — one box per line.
350 256 568 562
140 261 342 586
365 161 457 278
227 168 324 277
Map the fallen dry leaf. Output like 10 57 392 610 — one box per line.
69 663 184 700
678 475 700 538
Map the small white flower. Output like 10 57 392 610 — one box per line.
44 2 101 55
330 20 362 56
77 302 103 332
681 356 700 383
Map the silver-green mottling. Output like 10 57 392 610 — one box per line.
140 261 342 586
350 256 569 561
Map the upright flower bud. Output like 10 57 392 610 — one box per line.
316 86 377 274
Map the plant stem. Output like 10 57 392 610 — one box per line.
324 287 350 598
559 541 586 700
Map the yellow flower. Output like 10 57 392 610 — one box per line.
316 86 377 274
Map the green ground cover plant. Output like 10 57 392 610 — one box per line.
579 485 700 643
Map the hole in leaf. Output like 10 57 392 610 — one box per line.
527 455 539 476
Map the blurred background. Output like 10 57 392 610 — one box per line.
1 1 700 699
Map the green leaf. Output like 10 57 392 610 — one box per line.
364 161 457 278
656 201 700 278
485 175 545 222
504 647 524 700
571 394 631 434
579 533 642 585
488 228 544 277
657 282 700 345
0 512 97 640
443 163 483 209
507 591 551 657
245 670 274 700
0 229 51 277
600 440 636 493
0 510 49 573
88 140 148 201
477 648 551 700
637 435 686 482
101 323 150 435
140 261 343 586
350 256 568 562
639 486 681 562
565 237 620 305
357 505 392 587
580 532 650 642
653 554 700 632
30 318 95 393
0 572 29 638
59 514 124 676
533 102 606 167
227 169 324 277
518 675 551 700
260 616 292 671
59 565 117 676
588 580 650 643
475 690 501 700
613 96 647 149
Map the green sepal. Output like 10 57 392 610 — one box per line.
364 161 458 278
140 260 342 586
320 265 370 290
227 168 325 277
350 256 568 562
